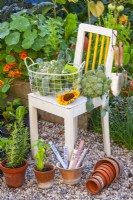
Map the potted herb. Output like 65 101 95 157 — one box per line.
33 139 56 189
0 106 30 188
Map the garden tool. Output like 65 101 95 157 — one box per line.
111 43 125 96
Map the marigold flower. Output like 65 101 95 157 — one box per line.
0 80 4 87
19 50 27 60
3 64 10 72
56 90 80 105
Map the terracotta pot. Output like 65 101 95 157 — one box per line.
56 162 83 185
101 162 116 177
92 169 110 186
92 172 107 188
94 158 120 181
97 165 115 183
34 163 56 189
86 177 102 194
71 36 89 52
0 160 28 188
107 157 123 176
92 175 105 189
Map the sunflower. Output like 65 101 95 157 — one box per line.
56 90 80 105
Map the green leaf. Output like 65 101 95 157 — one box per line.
22 38 34 49
56 0 66 4
1 84 10 93
0 22 9 39
0 43 2 48
86 98 94 112
6 55 16 63
23 29 37 40
10 16 30 32
16 106 27 122
88 1 104 17
124 53 130 65
131 49 133 63
5 31 20 46
64 13 78 40
28 49 37 59
13 42 24 53
32 37 45 51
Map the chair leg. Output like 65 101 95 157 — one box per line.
64 113 78 160
29 102 38 158
100 106 111 156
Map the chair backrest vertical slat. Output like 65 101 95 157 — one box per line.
85 32 92 73
98 35 105 65
104 37 110 66
92 34 99 70
74 24 117 78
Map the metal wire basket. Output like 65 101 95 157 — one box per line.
24 57 85 96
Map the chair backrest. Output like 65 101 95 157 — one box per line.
74 24 117 78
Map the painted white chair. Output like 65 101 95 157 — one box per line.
28 23 117 159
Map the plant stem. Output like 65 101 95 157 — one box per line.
53 0 57 18
88 0 91 24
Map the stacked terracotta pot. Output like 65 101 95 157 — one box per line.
86 157 123 195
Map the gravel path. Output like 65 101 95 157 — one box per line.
0 120 133 200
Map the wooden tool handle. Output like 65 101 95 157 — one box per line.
119 42 124 66
114 46 119 68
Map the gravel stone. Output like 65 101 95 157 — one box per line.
0 120 133 200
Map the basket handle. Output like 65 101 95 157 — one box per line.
24 57 35 69
79 61 85 70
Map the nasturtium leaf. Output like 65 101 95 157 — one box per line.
1 84 10 93
23 29 37 40
32 37 45 51
5 31 20 46
10 16 30 32
13 42 24 53
28 49 37 59
6 55 16 63
0 22 9 39
22 38 34 49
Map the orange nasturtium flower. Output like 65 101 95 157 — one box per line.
8 71 15 78
0 80 4 87
56 90 80 105
124 91 129 95
3 64 10 72
19 50 27 60
9 62 16 68
14 71 22 77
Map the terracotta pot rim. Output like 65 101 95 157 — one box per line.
0 159 28 173
92 169 110 186
94 158 120 180
86 178 101 194
92 172 107 188
97 165 115 183
106 156 123 175
56 162 84 171
92 175 105 189
34 163 56 174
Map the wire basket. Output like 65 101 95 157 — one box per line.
24 57 85 96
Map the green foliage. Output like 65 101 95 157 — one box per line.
110 96 133 150
33 139 50 171
81 66 112 98
5 122 29 168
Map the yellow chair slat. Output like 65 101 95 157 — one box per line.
92 34 99 70
104 37 110 66
85 32 92 73
98 35 105 65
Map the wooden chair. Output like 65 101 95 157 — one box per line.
28 23 117 159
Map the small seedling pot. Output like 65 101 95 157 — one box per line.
56 162 83 185
34 163 56 189
96 165 115 183
92 172 107 188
